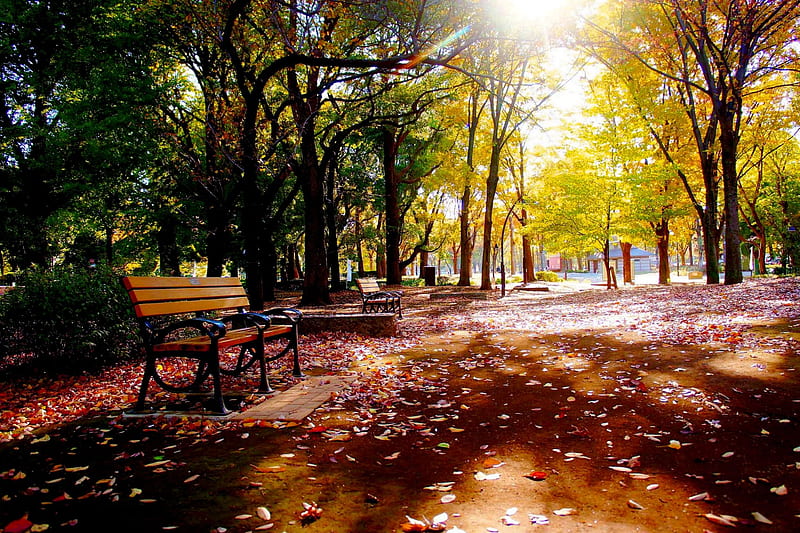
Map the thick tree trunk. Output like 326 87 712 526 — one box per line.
205 206 229 277
383 128 403 286
621 241 633 284
655 220 671 285
157 214 181 276
298 133 330 304
719 118 743 285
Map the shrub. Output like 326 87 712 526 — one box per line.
401 277 424 287
0 266 139 373
535 271 562 282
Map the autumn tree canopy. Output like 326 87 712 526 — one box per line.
2 0 799 293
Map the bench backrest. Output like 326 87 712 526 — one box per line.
356 278 383 295
122 276 249 318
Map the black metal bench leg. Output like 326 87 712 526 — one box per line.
289 329 304 378
135 353 156 411
207 354 229 414
254 343 274 394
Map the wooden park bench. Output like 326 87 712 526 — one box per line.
356 278 402 318
122 276 303 414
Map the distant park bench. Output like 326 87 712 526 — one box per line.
122 276 303 414
356 278 402 318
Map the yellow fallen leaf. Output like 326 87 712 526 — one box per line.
752 511 772 524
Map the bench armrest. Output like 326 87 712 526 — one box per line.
363 290 399 300
222 312 272 330
262 307 303 325
154 317 227 344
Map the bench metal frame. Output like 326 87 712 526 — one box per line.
356 278 402 318
122 276 303 414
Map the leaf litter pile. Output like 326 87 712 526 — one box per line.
1 277 800 532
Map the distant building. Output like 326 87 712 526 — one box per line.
589 245 655 274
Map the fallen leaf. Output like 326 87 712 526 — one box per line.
483 457 504 469
553 508 577 516
256 507 271 521
627 500 644 510
525 471 548 481
751 511 772 524
235 514 252 520
703 513 737 527
401 516 428 532
529 514 550 525
184 474 200 484
440 494 456 504
252 465 285 474
3 517 33 533
771 484 788 496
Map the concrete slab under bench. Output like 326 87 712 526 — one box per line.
300 312 397 336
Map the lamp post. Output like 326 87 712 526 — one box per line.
500 197 521 297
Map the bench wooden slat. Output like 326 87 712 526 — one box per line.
126 286 247 304
131 296 251 318
122 276 243 289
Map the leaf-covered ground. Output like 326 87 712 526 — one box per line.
1 277 799 532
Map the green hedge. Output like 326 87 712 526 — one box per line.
0 266 139 373
535 271 562 282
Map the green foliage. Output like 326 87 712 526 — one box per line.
402 277 425 287
0 266 139 373
535 271 562 282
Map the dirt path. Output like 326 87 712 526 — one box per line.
1 278 799 532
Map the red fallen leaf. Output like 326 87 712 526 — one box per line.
308 426 328 433
3 516 33 533
525 471 548 481
483 457 503 469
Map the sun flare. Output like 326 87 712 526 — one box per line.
488 0 579 33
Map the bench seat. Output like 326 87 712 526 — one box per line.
152 325 293 353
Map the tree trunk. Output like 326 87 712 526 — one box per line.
719 114 743 285
287 67 330 305
205 206 229 277
325 159 343 291
458 184 473 286
654 220 670 285
480 149 502 290
298 131 330 304
621 241 633 284
520 208 535 283
383 127 403 286
259 228 276 302
157 214 181 276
